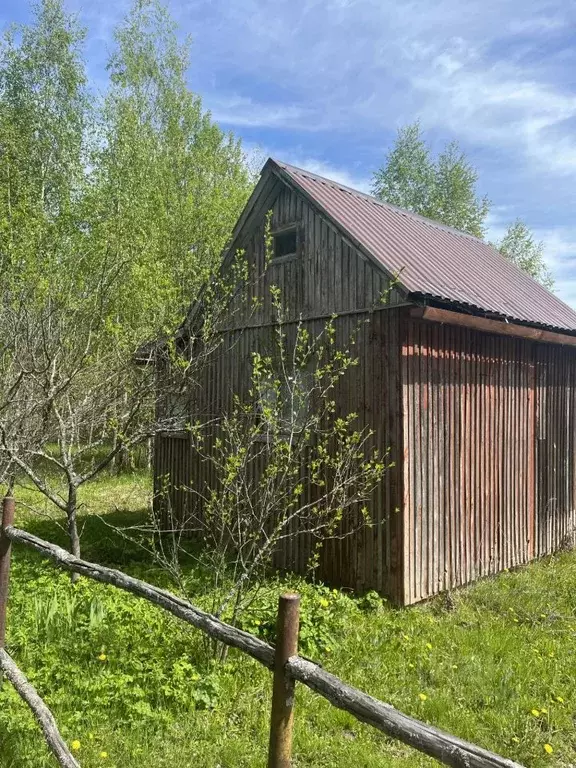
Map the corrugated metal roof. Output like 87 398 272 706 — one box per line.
272 159 576 333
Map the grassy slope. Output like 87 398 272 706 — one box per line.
1 473 575 767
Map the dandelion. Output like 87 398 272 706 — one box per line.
98 653 107 662
426 643 433 650
531 709 540 717
544 744 554 754
402 634 409 641
100 752 108 759
418 693 428 701
319 598 329 608
408 663 415 669
555 696 564 703
71 740 81 751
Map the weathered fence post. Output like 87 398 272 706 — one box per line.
267 593 300 768
0 496 14 649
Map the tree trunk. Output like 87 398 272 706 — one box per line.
66 485 80 582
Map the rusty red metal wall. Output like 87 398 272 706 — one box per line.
534 343 576 557
402 317 576 604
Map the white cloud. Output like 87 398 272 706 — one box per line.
278 156 372 193
413 49 576 174
243 142 371 192
208 95 314 129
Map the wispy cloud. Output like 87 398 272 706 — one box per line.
207 96 315 130
243 142 371 192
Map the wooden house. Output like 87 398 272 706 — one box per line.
155 158 576 605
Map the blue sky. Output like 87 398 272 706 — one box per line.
4 0 576 306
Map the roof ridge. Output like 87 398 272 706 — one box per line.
271 158 487 246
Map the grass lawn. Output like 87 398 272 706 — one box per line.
1 472 576 767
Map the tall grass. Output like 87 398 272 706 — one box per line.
1 472 574 766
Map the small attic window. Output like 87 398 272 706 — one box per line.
273 228 297 260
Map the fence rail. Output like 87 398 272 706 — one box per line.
0 648 80 768
0 499 525 768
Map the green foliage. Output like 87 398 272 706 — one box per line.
431 141 490 238
4 481 576 766
371 123 435 215
90 0 252 343
0 0 89 304
239 582 359 657
0 0 254 555
5 558 221 730
495 219 554 290
371 122 489 238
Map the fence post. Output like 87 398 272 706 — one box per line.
0 496 15 650
267 593 300 768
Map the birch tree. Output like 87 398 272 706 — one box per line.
0 0 253 557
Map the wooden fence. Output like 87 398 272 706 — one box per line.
0 497 524 768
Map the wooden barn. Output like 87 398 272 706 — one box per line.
155 158 576 605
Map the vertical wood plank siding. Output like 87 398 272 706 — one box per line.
155 172 576 605
154 433 191 524
154 180 405 601
402 318 576 604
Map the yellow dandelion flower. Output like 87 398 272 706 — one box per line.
100 752 108 759
531 709 540 717
98 653 107 662
555 696 565 703
402 634 409 641
426 642 433 650
319 598 329 608
408 663 415 669
71 740 81 751
544 744 554 754
418 693 428 701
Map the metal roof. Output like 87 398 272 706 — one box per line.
271 159 576 333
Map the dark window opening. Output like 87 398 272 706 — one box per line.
273 229 297 259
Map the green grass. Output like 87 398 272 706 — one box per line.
1 473 576 767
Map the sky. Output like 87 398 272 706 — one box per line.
3 0 576 306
